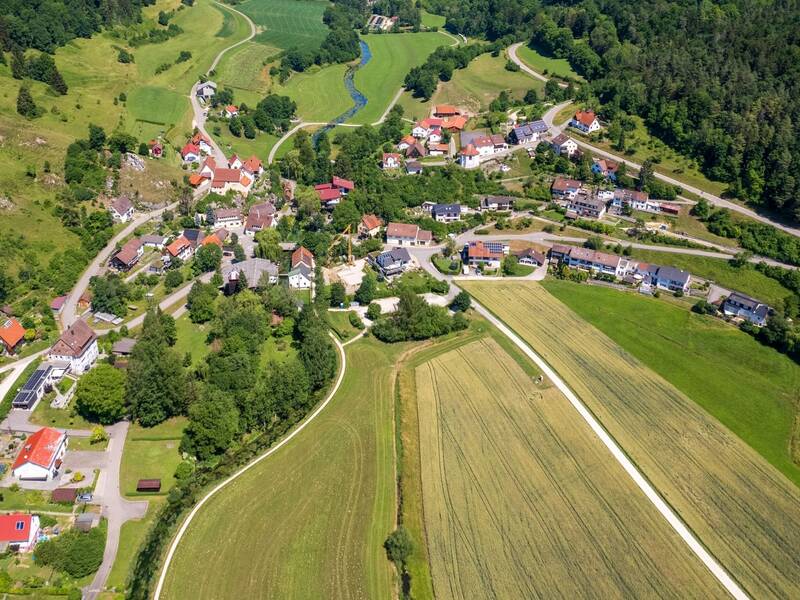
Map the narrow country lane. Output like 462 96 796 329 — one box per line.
509 50 800 239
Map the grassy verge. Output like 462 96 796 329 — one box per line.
30 394 94 430
120 418 187 497
106 498 165 593
515 44 581 80
327 310 360 341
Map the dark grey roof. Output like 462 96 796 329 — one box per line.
432 203 461 216
376 248 411 267
222 259 278 288
140 234 166 245
726 291 762 310
406 161 422 173
112 338 136 355
289 264 312 278
651 265 690 285
511 120 548 138
183 229 203 244
13 364 53 408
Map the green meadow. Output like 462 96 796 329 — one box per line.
238 0 329 50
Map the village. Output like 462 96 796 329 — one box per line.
0 68 784 599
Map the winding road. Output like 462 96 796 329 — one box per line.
153 332 352 600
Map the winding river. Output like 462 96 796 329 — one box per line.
313 40 371 141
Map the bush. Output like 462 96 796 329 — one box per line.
164 269 184 290
384 527 413 564
348 311 365 330
366 303 381 321
450 291 471 312
35 522 106 578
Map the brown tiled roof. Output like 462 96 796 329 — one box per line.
50 320 96 357
114 238 142 266
111 196 132 215
387 222 419 239
361 214 382 230
291 246 314 268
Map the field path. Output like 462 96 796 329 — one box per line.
153 332 348 600
460 292 750 600
188 1 257 164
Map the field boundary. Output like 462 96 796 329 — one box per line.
153 332 347 600
463 289 750 600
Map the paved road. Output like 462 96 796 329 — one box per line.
86 421 148 600
507 42 567 88
153 333 349 600
59 203 179 330
188 2 257 165
536 99 800 239
465 297 749 600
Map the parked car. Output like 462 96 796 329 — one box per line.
78 493 93 503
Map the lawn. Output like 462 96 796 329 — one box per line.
420 10 446 29
214 41 277 96
238 0 329 50
327 310 360 341
628 249 792 307
30 394 93 430
591 114 728 197
275 64 352 123
0 0 252 301
173 313 211 368
413 336 724 598
120 417 187 497
0 488 68 513
515 44 582 80
463 281 800 598
160 337 401 600
349 32 451 125
400 53 545 117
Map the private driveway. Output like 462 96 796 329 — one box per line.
86 421 148 600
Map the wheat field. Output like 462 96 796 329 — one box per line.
415 338 726 599
462 282 800 598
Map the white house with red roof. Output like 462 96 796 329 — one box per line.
191 132 214 155
0 317 25 355
47 320 97 375
359 214 383 237
228 155 243 170
412 118 443 139
12 427 67 481
180 143 200 163
211 168 253 196
291 246 315 270
386 222 433 246
458 144 480 169
242 156 263 178
397 135 416 151
0 513 40 552
315 177 355 207
165 236 193 262
147 139 163 158
382 153 401 169
223 105 239 118
570 110 601 134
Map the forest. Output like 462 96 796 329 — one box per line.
0 0 149 52
423 0 800 222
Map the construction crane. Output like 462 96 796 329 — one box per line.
327 224 354 266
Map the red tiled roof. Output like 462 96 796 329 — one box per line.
434 104 459 116
551 177 583 191
383 153 401 161
166 236 191 257
225 105 238 113
181 143 199 158
0 318 25 350
420 118 443 129
212 168 242 185
574 110 597 128
317 187 341 202
361 214 382 230
459 144 479 157
191 132 211 145
292 246 314 268
12 428 64 471
442 115 467 130
0 514 34 544
399 135 415 146
201 234 222 248
202 157 217 172
468 241 503 260
188 173 204 186
429 143 449 152
332 176 354 190
243 155 262 173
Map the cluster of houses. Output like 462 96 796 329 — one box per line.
550 176 679 220
315 176 355 209
184 150 264 197
546 243 773 325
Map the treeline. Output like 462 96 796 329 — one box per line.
404 41 507 99
127 294 338 598
425 0 800 223
10 49 67 94
274 0 361 82
0 0 150 52
692 199 800 266
212 88 297 136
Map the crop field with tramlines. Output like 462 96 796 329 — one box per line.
414 337 725 599
462 281 800 598
238 0 329 50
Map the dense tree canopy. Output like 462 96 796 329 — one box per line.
75 363 127 424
